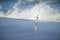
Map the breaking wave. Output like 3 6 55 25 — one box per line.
0 1 60 22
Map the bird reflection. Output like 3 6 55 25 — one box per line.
34 15 39 40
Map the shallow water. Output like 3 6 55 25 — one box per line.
0 17 60 40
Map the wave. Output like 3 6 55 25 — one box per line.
0 1 60 22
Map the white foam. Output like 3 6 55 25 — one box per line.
0 1 60 22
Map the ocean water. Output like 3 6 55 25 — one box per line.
0 17 60 40
0 0 60 40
